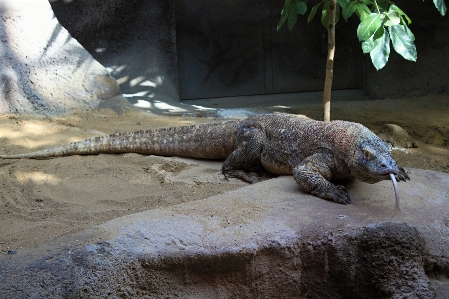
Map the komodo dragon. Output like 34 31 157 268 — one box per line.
0 114 409 205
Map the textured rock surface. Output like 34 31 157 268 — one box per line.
1 168 448 298
378 123 419 148
49 0 179 109
0 0 124 115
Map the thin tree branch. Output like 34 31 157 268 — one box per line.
323 0 336 122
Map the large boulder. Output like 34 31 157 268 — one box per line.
49 0 179 110
0 0 125 115
1 168 448 298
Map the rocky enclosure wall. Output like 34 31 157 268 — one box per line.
1 173 449 298
49 0 178 107
0 0 125 115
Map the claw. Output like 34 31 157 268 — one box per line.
223 170 260 184
395 175 407 182
397 167 410 181
330 185 351 205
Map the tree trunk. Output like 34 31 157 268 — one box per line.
323 0 336 122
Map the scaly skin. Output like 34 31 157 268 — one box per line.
0 114 409 204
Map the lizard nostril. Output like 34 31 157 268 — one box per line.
381 163 387 168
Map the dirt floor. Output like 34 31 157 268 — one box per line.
0 93 448 251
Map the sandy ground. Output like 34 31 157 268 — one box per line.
0 94 448 251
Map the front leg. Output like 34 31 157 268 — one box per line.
222 125 265 184
293 153 351 204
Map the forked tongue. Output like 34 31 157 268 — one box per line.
389 173 400 211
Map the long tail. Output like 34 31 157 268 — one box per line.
0 121 239 160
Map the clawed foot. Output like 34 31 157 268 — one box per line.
312 185 351 205
395 167 410 182
224 170 260 184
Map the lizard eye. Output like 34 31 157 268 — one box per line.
363 149 373 161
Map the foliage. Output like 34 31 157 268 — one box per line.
277 0 447 70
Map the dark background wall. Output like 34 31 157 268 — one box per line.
49 0 449 103
361 0 449 98
175 0 360 99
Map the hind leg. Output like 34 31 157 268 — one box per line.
222 125 264 184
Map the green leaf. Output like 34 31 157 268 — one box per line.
355 3 372 20
337 0 350 9
277 0 307 31
433 0 447 16
359 0 375 5
277 13 287 31
375 0 390 11
356 9 369 20
404 24 415 41
288 9 299 30
359 3 372 14
321 1 330 28
308 1 325 23
294 0 308 14
277 0 290 31
389 4 412 25
383 11 400 26
369 30 390 70
357 13 385 41
388 25 417 61
335 2 340 23
361 26 384 53
362 39 376 54
342 1 357 21
373 25 385 40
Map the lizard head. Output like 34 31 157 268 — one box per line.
350 135 399 184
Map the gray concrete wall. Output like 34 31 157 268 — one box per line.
175 0 360 99
49 0 449 103
175 0 266 99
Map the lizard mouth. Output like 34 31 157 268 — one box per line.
372 171 398 181
369 163 399 179
354 168 397 184
378 171 396 180
359 176 383 184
